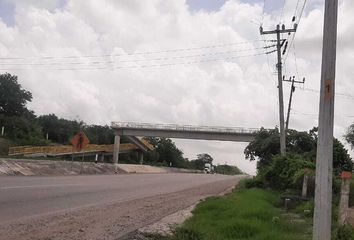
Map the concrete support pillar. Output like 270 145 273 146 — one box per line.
139 152 144 165
302 168 310 198
113 135 121 173
100 154 105 163
338 171 352 225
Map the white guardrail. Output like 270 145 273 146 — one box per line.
111 122 259 134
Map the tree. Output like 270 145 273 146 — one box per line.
215 165 242 175
144 137 189 168
345 123 354 149
0 73 45 146
189 159 205 170
244 128 280 170
245 127 353 174
37 114 83 144
263 154 315 190
0 73 32 116
84 125 114 144
0 115 46 145
196 153 213 164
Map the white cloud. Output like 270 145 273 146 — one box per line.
0 0 353 174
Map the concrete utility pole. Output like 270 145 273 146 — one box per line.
283 76 305 131
313 0 338 239
260 24 297 155
338 171 352 225
113 135 120 173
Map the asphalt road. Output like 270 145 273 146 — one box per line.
0 173 241 224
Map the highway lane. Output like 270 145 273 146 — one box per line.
0 173 242 224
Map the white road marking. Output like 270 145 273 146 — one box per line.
0 184 82 190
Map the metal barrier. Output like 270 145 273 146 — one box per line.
111 122 259 134
8 144 139 156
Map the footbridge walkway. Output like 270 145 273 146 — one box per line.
111 122 260 166
8 137 154 163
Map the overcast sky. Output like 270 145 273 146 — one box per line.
0 0 353 175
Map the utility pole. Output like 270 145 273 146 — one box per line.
283 76 305 131
260 23 297 155
313 0 338 239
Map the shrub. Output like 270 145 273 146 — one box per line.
332 225 354 240
242 178 264 189
262 154 315 190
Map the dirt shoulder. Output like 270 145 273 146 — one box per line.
0 177 244 240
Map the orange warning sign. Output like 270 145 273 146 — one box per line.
71 132 89 152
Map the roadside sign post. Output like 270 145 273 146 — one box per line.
70 132 90 174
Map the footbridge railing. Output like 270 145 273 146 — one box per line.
111 122 259 134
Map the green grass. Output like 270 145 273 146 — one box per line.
150 187 312 240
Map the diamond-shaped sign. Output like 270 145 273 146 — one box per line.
71 132 89 152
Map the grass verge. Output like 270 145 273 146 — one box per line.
145 186 312 240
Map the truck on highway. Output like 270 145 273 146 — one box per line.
204 163 215 174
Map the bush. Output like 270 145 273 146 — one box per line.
262 154 315 190
294 200 314 218
215 164 243 175
332 225 354 240
242 178 264 189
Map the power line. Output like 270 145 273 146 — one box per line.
0 40 275 61
279 0 287 24
261 0 266 26
0 50 274 71
293 42 300 79
293 0 301 19
292 109 354 118
300 87 354 100
283 0 308 63
0 45 276 67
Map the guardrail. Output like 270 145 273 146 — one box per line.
111 122 259 134
8 144 139 156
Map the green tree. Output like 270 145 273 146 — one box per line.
37 114 83 144
84 125 114 144
189 159 205 170
196 153 214 164
345 123 354 149
0 115 46 146
244 128 280 170
263 154 315 190
215 165 242 175
144 137 190 168
0 73 46 146
245 127 353 174
0 73 32 116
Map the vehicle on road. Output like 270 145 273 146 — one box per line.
204 163 215 174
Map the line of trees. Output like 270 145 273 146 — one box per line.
0 73 244 174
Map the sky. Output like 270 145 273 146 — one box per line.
0 0 353 175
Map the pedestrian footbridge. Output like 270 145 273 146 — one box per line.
111 122 258 142
110 122 260 166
